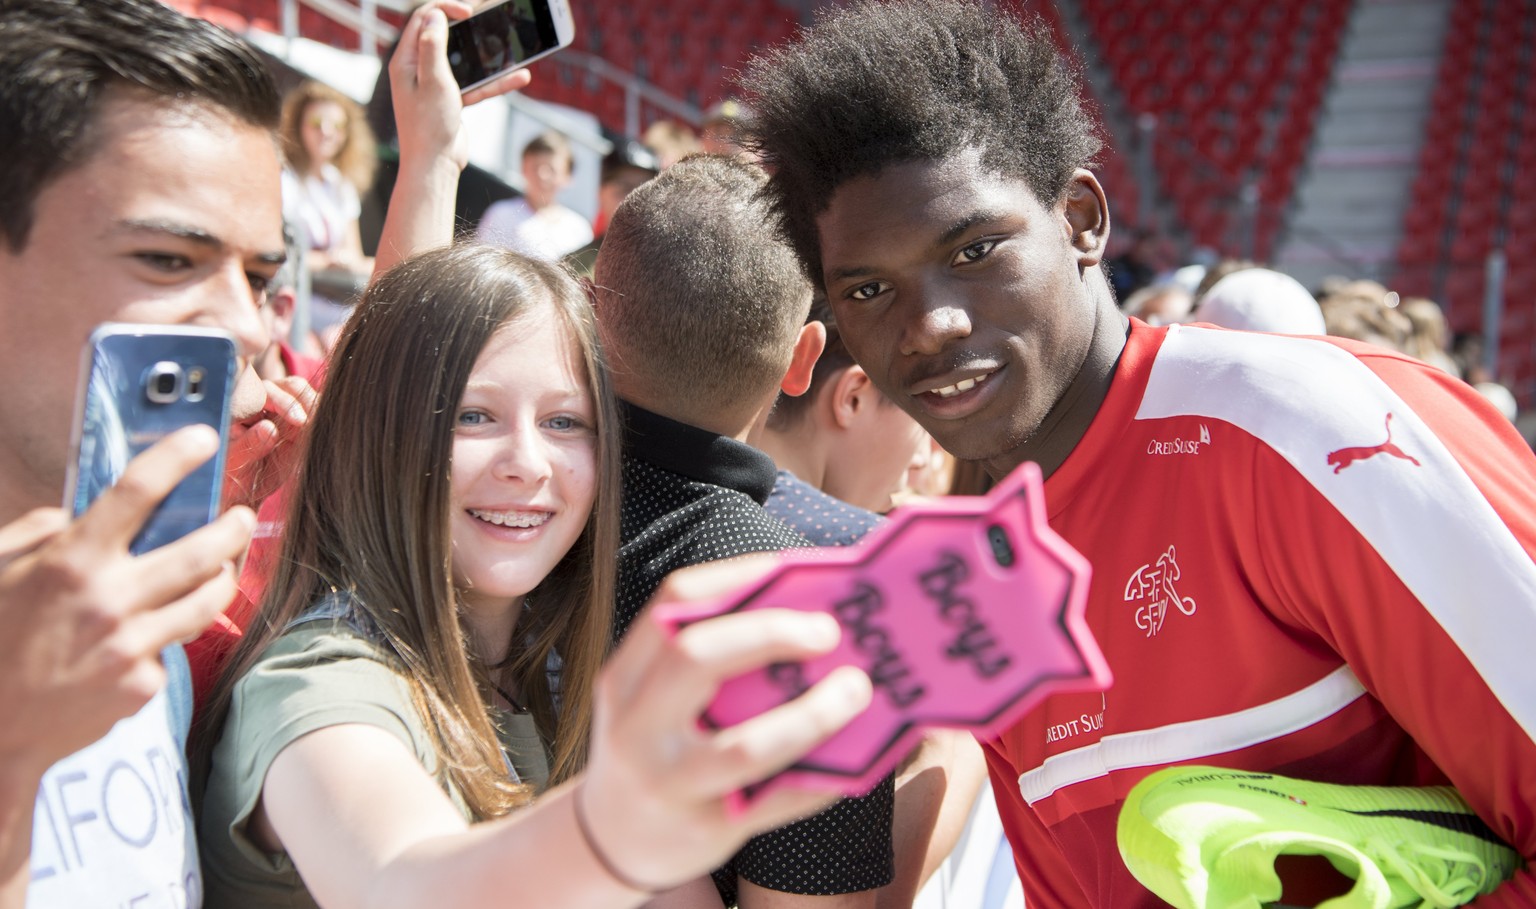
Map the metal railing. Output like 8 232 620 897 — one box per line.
279 0 407 56
273 0 704 137
550 49 704 136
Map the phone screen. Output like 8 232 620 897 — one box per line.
446 0 561 90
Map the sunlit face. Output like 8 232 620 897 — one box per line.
521 150 571 210
0 94 283 509
299 99 348 167
449 306 599 614
816 153 1096 471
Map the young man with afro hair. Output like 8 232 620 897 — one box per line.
743 1 1536 906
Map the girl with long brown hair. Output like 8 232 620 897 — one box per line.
195 242 613 897
194 241 872 909
192 8 875 907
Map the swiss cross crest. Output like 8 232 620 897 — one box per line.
1123 545 1197 637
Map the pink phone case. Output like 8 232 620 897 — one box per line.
656 461 1110 810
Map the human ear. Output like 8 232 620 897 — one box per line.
1062 168 1110 269
779 320 827 397
829 366 874 430
269 287 296 322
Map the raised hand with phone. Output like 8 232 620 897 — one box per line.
445 0 574 94
0 427 253 770
375 0 542 275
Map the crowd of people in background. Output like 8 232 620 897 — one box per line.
274 42 1527 446
1 1 1533 909
1117 253 1521 425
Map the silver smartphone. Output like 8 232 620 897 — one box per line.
63 324 237 554
446 0 576 93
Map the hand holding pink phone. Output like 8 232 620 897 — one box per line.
657 462 1110 810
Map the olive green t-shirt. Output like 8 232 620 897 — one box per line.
198 617 548 909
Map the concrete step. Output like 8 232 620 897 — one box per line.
1327 74 1439 114
1290 213 1410 238
1347 1 1454 57
1315 109 1432 147
1295 167 1418 206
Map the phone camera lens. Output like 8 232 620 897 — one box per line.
185 367 207 402
145 362 185 404
987 525 1015 567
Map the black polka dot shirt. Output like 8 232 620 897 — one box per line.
614 403 895 905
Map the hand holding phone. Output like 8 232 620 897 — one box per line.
379 1 545 274
657 462 1110 809
581 561 872 892
0 321 253 773
0 426 253 771
65 324 236 552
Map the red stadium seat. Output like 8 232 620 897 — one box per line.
1072 0 1354 257
198 4 248 33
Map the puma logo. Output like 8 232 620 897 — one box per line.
1327 413 1421 474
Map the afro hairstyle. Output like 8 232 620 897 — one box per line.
741 0 1103 284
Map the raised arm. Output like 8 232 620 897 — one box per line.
254 558 874 909
372 1 532 276
878 730 989 909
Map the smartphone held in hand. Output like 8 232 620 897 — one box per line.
64 324 236 554
659 462 1111 810
446 0 575 93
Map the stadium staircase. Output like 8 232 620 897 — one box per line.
1274 0 1450 293
1393 0 1536 402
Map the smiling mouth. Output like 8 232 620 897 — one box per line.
469 509 550 529
929 371 995 399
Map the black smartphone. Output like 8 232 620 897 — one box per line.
63 324 237 554
446 0 576 93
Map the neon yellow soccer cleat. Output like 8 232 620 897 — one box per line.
1117 766 1519 909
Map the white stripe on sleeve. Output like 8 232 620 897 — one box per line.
1019 664 1365 804
1137 325 1536 744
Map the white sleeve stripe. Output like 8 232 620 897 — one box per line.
1018 665 1365 804
1137 325 1536 744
